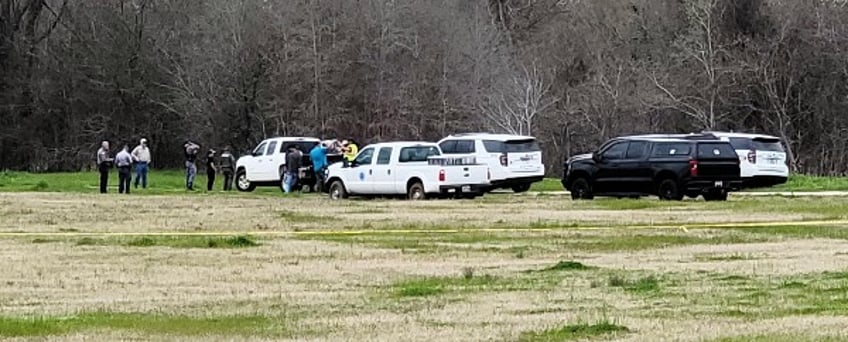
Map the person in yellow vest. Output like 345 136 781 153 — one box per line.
342 139 358 167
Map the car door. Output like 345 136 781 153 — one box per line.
345 147 375 194
256 140 279 181
245 142 267 181
370 147 395 194
622 141 651 194
593 141 629 194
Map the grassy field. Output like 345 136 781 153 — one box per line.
2 185 848 341
2 171 847 195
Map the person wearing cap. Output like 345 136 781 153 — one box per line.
219 146 236 191
206 148 217 191
184 140 200 191
96 141 113 193
131 138 151 189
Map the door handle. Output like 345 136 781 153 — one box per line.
369 169 372 175
387 169 391 175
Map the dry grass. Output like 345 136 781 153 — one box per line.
2 193 848 340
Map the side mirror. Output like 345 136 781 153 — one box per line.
592 153 601 162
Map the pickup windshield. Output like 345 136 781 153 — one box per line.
483 139 540 153
399 146 441 163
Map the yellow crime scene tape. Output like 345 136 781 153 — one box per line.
1 219 847 237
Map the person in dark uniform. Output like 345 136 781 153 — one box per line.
96 141 113 193
220 146 236 191
206 149 217 191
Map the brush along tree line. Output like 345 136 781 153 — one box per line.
1 0 847 175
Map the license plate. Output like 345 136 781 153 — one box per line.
714 181 723 187
462 185 471 192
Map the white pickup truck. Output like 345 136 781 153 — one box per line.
324 142 490 200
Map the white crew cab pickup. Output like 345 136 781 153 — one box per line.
235 137 321 192
324 142 490 200
438 133 545 193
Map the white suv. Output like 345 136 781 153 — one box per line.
703 132 789 187
235 137 321 192
437 133 545 192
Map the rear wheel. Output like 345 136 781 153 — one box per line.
328 181 348 200
235 169 255 192
511 184 531 193
407 182 426 200
657 179 683 201
703 190 728 202
570 178 594 200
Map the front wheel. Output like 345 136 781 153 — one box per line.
407 182 426 200
511 184 531 193
570 178 594 200
328 181 348 200
657 179 683 201
235 170 255 192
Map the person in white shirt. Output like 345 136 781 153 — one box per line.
115 145 134 194
132 138 151 189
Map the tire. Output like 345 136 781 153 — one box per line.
511 184 531 193
407 182 426 200
235 169 255 192
703 190 728 202
328 181 348 200
657 178 683 201
570 178 594 200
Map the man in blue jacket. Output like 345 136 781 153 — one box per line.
310 142 330 191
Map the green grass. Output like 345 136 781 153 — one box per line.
537 261 594 272
393 273 548 298
607 275 661 293
753 174 848 192
0 170 280 195
0 312 286 337
74 235 259 248
518 320 630 341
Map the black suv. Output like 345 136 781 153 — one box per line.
562 136 743 201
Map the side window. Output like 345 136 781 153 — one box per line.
265 141 278 156
355 148 374 165
455 140 476 154
625 141 649 159
439 141 457 154
253 142 267 156
376 147 392 165
651 143 692 157
602 142 628 160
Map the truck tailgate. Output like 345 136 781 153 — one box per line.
428 156 490 187
695 142 741 180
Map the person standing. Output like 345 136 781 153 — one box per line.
310 142 330 191
115 145 133 194
184 140 200 191
206 149 217 192
283 145 302 193
220 146 236 191
96 141 113 194
131 138 151 189
342 139 358 168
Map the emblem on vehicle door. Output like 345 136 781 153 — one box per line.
359 172 365 180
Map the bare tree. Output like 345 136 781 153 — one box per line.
481 60 559 135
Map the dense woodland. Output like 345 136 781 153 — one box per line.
2 0 848 174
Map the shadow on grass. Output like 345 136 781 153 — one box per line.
75 235 259 248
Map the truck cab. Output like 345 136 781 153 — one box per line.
235 137 321 192
324 142 490 200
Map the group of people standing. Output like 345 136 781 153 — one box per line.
96 139 151 194
96 138 235 193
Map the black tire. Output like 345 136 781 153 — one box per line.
328 181 348 200
235 169 255 192
657 178 683 201
511 184 532 193
570 178 594 200
703 190 728 202
407 182 426 200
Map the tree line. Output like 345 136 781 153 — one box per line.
2 0 848 175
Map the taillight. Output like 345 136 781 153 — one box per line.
499 153 508 167
689 159 699 177
438 169 445 182
747 150 757 164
